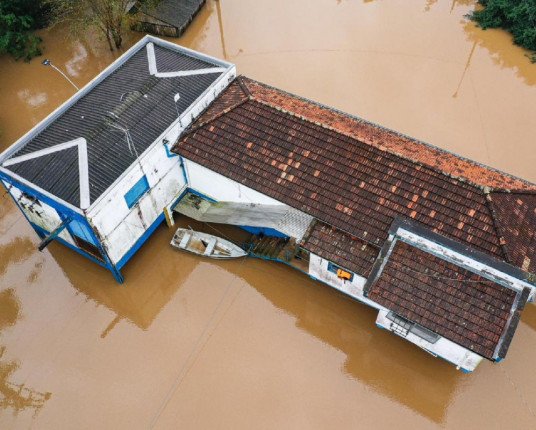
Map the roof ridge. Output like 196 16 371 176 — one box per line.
236 75 252 97
490 189 536 196
483 194 511 264
179 96 252 139
242 77 536 193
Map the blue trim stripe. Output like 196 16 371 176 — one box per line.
240 226 288 238
116 212 166 270
32 223 109 269
164 143 179 158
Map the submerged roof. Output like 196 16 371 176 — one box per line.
364 220 533 360
173 76 536 275
140 0 206 31
0 36 232 209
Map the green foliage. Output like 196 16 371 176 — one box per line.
0 0 50 61
471 0 536 62
47 0 138 51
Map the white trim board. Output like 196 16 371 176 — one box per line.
3 137 90 209
0 36 235 211
146 42 226 78
397 228 536 296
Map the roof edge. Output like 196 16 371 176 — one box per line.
389 217 536 289
239 76 536 193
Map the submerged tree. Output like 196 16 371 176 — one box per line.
0 0 50 61
470 0 536 62
47 0 139 51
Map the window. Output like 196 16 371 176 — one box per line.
386 312 440 344
68 219 104 262
124 175 149 209
327 261 354 281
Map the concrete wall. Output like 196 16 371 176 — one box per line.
3 181 74 245
87 67 236 265
308 253 382 308
185 160 286 205
183 160 314 239
87 145 186 264
375 309 483 372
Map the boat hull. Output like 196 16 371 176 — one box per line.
170 228 247 259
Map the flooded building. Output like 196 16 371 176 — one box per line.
130 0 207 38
0 35 235 283
1 38 535 372
171 76 536 371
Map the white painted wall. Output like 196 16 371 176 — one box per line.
4 182 74 245
185 160 286 205
87 67 236 265
87 144 185 263
375 309 483 372
308 253 381 308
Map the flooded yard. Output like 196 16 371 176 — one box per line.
1 0 536 428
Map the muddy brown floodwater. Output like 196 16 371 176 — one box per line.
1 1 536 428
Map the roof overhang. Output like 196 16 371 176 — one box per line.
0 35 235 211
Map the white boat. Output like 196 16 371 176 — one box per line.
170 228 247 259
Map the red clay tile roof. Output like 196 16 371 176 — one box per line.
365 240 526 360
487 192 536 274
302 221 379 277
242 78 536 193
173 76 536 275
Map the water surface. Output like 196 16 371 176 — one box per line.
1 1 535 428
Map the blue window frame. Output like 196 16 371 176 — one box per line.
327 261 354 281
69 219 98 245
125 175 149 209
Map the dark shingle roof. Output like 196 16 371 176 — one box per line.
173 76 536 274
1 41 226 208
364 235 530 360
141 0 206 32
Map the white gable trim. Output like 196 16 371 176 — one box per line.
3 138 90 209
146 42 226 78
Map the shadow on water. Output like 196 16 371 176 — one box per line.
238 260 461 424
462 18 536 86
0 289 52 416
0 237 36 277
46 221 201 333
520 305 536 332
47 216 459 423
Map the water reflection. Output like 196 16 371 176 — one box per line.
16 89 48 108
0 237 36 276
46 222 200 332
239 261 460 424
0 289 52 416
463 19 536 86
48 216 460 423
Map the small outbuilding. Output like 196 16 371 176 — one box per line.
131 0 207 38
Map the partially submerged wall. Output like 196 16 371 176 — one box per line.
2 181 74 245
182 160 314 240
86 66 236 266
307 253 380 308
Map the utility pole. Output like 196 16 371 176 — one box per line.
41 59 80 91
